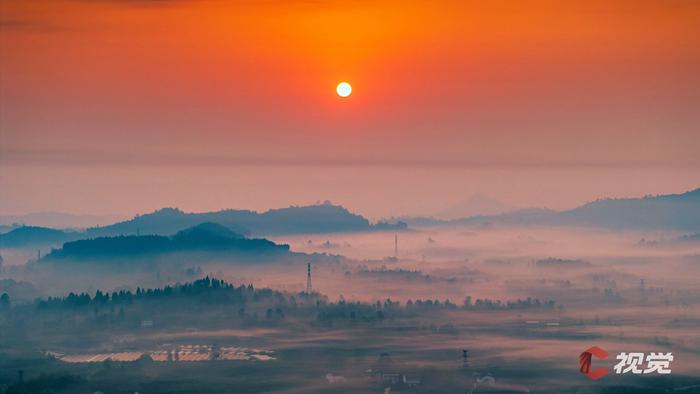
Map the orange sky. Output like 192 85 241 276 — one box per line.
1 0 699 217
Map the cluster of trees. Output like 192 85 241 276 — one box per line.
314 296 556 323
603 288 623 301
35 277 296 311
24 278 556 327
349 267 431 281
31 277 556 313
463 296 556 310
316 298 400 322
535 258 591 268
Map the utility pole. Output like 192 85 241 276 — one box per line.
394 234 398 259
306 263 312 293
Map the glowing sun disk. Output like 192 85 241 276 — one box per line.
336 82 352 98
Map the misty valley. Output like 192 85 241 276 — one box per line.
1 192 699 393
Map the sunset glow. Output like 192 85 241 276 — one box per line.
0 0 698 216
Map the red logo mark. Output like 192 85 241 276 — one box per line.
579 346 609 381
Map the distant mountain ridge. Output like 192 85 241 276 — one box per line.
403 188 700 231
435 194 516 219
557 188 700 230
0 212 125 228
86 203 407 237
1 204 407 248
6 189 699 248
0 226 82 248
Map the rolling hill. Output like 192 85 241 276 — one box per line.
45 222 290 261
0 226 82 248
403 188 700 231
86 203 407 237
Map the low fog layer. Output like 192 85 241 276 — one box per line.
1 217 699 392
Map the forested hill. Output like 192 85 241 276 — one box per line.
45 223 289 260
86 203 407 237
0 226 80 248
403 188 700 231
555 187 700 230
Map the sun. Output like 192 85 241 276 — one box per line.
336 82 352 98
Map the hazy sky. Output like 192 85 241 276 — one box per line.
1 0 699 218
